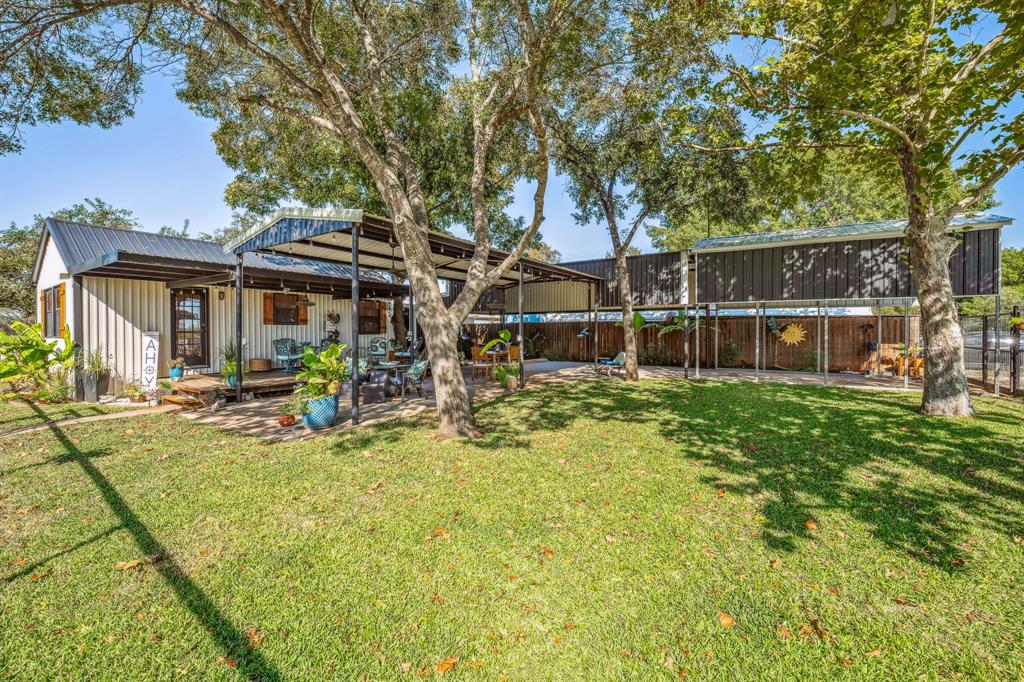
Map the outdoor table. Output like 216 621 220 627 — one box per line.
375 361 409 398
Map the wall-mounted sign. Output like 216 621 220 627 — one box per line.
141 332 160 392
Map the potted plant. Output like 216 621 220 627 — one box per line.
78 347 110 403
1009 317 1024 334
168 357 186 380
122 380 147 403
294 343 350 429
277 395 304 427
221 359 246 388
492 362 519 390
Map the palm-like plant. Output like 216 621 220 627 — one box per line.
655 315 704 340
615 311 660 335
0 321 75 391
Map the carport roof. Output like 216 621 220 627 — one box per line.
224 207 604 287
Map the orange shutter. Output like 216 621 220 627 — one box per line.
58 283 67 335
297 295 309 325
262 292 274 325
39 289 46 326
378 301 387 332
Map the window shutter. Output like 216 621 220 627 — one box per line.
297 295 309 325
378 301 387 332
263 292 274 325
58 283 67 335
39 289 46 326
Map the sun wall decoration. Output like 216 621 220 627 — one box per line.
779 323 807 346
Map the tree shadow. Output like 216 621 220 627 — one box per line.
472 380 1024 568
16 421 283 681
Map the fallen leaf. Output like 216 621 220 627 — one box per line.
777 625 791 639
716 488 726 498
433 527 450 539
664 655 676 669
865 648 882 657
769 559 781 570
541 545 555 560
435 656 459 674
217 656 238 668
30 568 53 581
1013 535 1022 544
798 624 815 637
605 534 618 543
508 575 518 582
246 627 265 650
401 661 412 673
114 560 144 571
82 517 93 523
805 519 818 531
157 454 169 461
564 622 576 631
950 558 965 567
841 657 853 666
716 612 735 629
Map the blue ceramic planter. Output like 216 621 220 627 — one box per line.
226 375 237 388
169 367 184 380
303 395 339 430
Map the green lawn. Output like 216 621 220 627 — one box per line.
0 399 131 432
1 381 1022 680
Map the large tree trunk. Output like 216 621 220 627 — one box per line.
615 251 640 381
390 296 407 346
901 159 974 417
416 297 478 438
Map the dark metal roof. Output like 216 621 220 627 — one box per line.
42 220 400 287
223 207 604 286
690 214 1012 252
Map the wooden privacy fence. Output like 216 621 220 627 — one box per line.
468 315 922 373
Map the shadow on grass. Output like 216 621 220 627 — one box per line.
467 380 1024 569
9 406 281 681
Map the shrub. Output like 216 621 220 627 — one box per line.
638 342 672 366
35 365 74 403
719 341 739 367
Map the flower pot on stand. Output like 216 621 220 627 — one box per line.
303 394 339 430
169 367 184 381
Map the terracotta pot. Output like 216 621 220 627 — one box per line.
278 414 297 427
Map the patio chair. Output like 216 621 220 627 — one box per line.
400 359 430 400
273 338 305 372
394 337 426 362
470 346 492 382
597 352 627 377
368 336 388 364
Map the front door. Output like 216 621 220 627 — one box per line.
171 289 209 367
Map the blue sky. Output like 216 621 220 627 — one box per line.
1 73 1022 256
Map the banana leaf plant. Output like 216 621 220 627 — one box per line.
0 321 75 390
656 314 705 340
615 311 660 334
295 343 351 398
480 329 513 355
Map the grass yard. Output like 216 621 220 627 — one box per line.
1 380 1022 680
0 399 131 432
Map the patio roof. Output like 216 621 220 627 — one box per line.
41 219 407 299
224 207 604 287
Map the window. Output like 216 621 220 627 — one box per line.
40 284 64 337
274 293 299 325
171 289 209 366
262 292 308 325
359 300 383 335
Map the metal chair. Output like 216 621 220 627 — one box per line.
368 336 388 364
400 359 430 400
273 338 305 372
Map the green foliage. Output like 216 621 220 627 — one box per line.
637 342 672 367
77 347 108 378
480 329 513 355
616 312 658 335
294 343 351 399
0 322 75 392
1003 248 1024 288
491 362 519 389
34 365 74 403
719 341 739 368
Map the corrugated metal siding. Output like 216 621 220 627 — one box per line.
562 252 686 309
81 276 390 392
696 229 1001 304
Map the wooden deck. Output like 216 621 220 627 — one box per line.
174 370 304 399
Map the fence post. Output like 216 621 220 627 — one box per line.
714 305 719 369
1012 305 1021 395
903 300 910 390
981 314 989 387
754 303 760 382
994 295 1001 397
823 304 829 386
695 306 701 379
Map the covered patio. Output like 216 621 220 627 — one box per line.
222 208 603 425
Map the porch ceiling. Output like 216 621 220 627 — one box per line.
224 208 604 287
